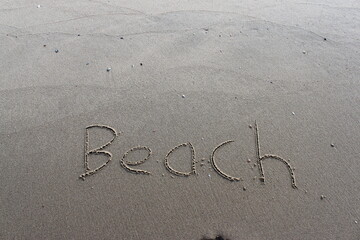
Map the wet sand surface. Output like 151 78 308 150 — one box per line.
1 0 359 239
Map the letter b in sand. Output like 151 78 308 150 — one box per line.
79 125 118 180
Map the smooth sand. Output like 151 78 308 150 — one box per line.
1 0 359 239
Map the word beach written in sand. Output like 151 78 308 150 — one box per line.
79 122 297 189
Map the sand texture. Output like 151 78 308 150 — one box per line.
1 0 360 239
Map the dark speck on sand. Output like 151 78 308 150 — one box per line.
201 235 228 240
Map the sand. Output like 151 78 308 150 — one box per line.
1 0 359 239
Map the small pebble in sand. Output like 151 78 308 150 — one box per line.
323 38 327 41
253 163 257 167
219 34 222 37
106 67 111 72
86 63 89 65
330 143 335 147
43 44 46 47
131 64 134 68
162 174 165 177
37 5 41 8
171 175 174 179
140 63 143 66
208 174 211 178
247 159 251 163
243 186 247 191
302 50 306 54
292 112 295 115
55 49 59 53
253 176 257 180
200 163 204 166
182 95 186 98
248 125 252 129
320 195 326 200
120 37 124 39
355 220 358 224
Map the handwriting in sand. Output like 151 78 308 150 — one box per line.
79 122 297 189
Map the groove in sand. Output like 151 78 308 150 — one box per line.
80 124 118 180
164 142 196 176
211 140 242 182
254 121 297 189
120 146 152 175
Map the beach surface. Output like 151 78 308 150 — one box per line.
1 0 359 239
